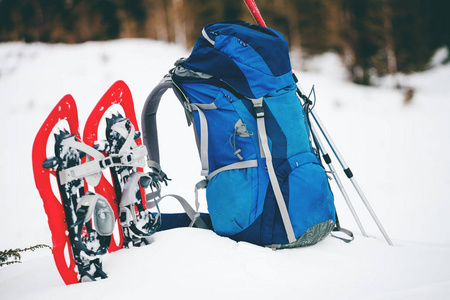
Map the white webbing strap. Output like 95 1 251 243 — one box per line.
58 137 103 185
146 160 162 172
110 121 147 168
194 179 207 212
251 97 296 244
189 103 216 176
202 27 215 46
58 122 147 185
206 159 258 181
111 121 138 156
58 144 147 185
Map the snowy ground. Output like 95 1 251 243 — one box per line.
0 39 449 299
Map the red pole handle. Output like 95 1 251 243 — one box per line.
243 0 267 27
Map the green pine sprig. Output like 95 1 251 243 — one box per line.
0 244 52 267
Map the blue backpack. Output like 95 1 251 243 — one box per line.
142 20 336 248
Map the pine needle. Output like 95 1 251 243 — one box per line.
0 244 52 267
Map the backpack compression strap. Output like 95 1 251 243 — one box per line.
250 98 297 244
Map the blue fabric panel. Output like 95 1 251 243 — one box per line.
203 108 253 172
214 34 273 76
263 105 287 159
230 213 263 245
229 95 260 156
260 179 278 245
230 98 270 222
203 20 292 76
232 61 294 99
230 162 286 245
264 85 313 158
254 159 269 223
183 40 254 98
177 81 219 105
206 167 256 236
278 153 336 238
239 152 335 245
183 21 295 99
176 82 252 173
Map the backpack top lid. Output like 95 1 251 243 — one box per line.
182 20 295 99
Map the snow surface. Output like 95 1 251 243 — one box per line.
0 39 450 299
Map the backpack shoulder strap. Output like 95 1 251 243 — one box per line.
141 75 213 231
141 74 200 175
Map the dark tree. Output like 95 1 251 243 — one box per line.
0 0 448 84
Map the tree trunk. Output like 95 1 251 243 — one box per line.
170 0 186 46
382 0 399 86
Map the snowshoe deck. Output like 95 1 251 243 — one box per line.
33 81 161 284
33 96 113 284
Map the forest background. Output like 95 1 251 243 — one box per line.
1 0 449 85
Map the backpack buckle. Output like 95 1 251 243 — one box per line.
120 152 133 164
101 156 113 168
183 101 193 113
250 98 264 118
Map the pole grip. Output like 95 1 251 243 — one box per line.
243 0 267 27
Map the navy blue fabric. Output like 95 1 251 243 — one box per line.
201 21 291 76
182 20 295 99
155 213 212 232
182 41 252 96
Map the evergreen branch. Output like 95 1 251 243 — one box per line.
0 244 52 267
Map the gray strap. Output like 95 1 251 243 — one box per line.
189 103 214 176
142 76 203 175
145 189 161 202
120 172 150 207
331 225 354 243
61 137 104 160
146 160 162 172
112 122 136 155
191 102 217 110
147 193 209 229
194 179 208 216
141 77 193 165
58 134 147 185
59 137 104 186
251 97 296 244
59 145 147 185
202 27 215 46
57 138 104 185
206 159 258 181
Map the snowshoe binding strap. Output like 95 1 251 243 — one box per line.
57 132 104 187
73 192 115 236
54 119 147 188
103 113 161 246
119 172 161 238
47 130 112 282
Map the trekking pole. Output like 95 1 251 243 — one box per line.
308 109 393 246
243 0 393 246
307 118 368 237
243 0 266 27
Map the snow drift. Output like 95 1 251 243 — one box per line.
0 39 449 299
